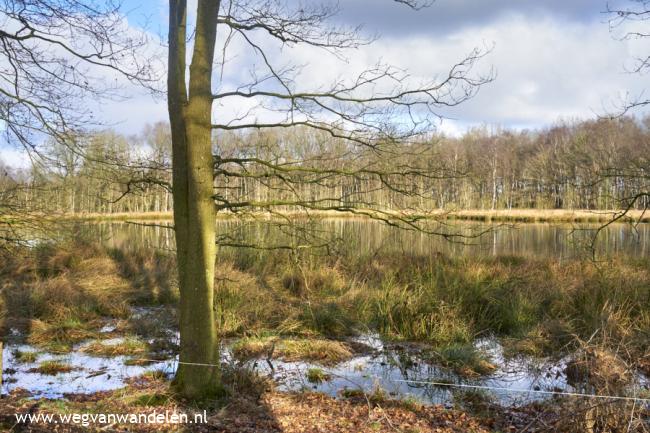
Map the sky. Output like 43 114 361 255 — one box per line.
114 0 648 134
1 0 648 167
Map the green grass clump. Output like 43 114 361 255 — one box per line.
503 319 576 357
214 263 288 337
232 337 354 366
12 349 39 363
340 385 389 406
231 336 276 360
432 344 496 377
275 339 353 365
221 364 274 399
27 318 97 352
30 360 75 375
81 337 147 357
306 368 330 384
368 280 472 344
297 301 357 337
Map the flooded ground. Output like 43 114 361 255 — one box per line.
2 343 172 398
233 335 649 407
3 312 648 407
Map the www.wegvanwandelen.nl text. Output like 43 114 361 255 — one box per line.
15 410 208 427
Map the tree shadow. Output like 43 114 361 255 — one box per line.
107 247 178 306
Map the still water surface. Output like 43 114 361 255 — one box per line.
89 219 650 258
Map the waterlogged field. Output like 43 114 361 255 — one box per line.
1 219 649 431
5 327 647 408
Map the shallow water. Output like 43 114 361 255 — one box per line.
4 331 647 406
2 343 174 399
236 336 573 406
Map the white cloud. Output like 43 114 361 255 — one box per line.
204 8 649 136
53 1 643 142
0 146 31 170
96 91 168 136
8 0 647 164
437 119 466 138
454 13 647 126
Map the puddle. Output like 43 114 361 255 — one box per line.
99 324 117 333
2 332 648 406
235 335 650 407
233 336 559 406
2 343 175 399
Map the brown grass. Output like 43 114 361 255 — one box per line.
26 319 98 352
80 337 147 357
0 241 177 350
2 237 650 383
442 208 650 223
232 337 355 366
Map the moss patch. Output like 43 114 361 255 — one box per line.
431 344 496 377
306 368 330 384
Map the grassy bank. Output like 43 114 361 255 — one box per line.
440 208 650 223
31 208 650 223
0 240 177 355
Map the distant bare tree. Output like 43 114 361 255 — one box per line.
7 116 650 216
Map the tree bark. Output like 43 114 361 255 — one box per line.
168 0 221 399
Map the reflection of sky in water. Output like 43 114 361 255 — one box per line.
2 344 174 399
3 333 648 406
249 336 650 407
244 336 576 407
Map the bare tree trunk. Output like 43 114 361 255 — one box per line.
491 154 498 210
168 0 221 399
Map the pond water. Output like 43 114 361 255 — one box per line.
86 218 650 259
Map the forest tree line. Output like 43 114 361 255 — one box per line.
2 115 649 214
